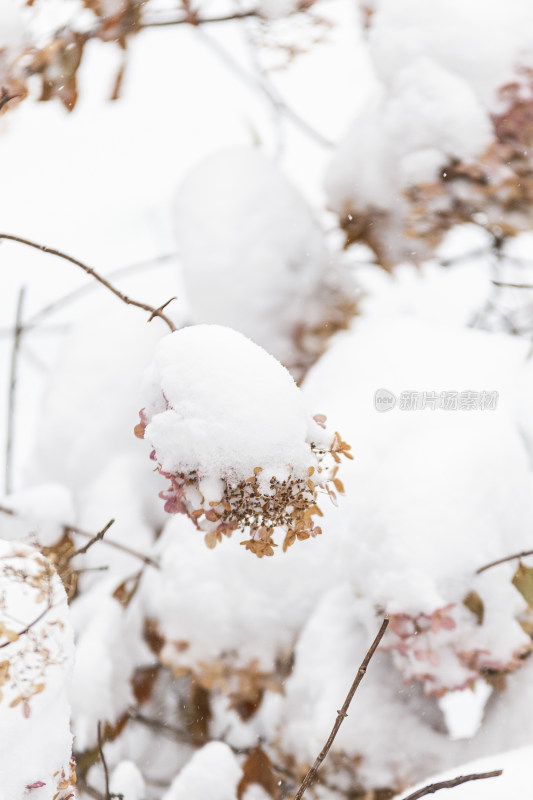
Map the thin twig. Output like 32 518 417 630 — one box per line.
293 616 389 800
76 777 105 800
196 27 333 149
24 251 176 331
141 9 260 27
67 519 115 561
0 234 177 332
67 525 160 569
97 721 111 800
400 770 502 800
477 550 533 574
127 708 193 744
5 287 25 494
72 565 110 574
492 280 533 290
0 602 52 649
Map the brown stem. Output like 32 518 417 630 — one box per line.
0 602 52 649
5 287 25 494
492 280 533 289
67 525 160 569
97 721 111 799
0 234 177 332
293 616 389 800
477 550 533 574
141 9 260 27
400 770 502 800
67 519 115 561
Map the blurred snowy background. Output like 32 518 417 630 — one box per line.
3 1 533 798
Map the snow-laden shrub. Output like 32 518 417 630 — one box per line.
0 540 75 799
302 316 533 696
327 0 533 267
174 148 356 379
136 325 351 557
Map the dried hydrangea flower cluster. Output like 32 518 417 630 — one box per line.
136 325 351 557
385 600 531 696
335 67 533 268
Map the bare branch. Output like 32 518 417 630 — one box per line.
97 721 112 800
0 602 52 650
477 550 533 574
5 287 25 494
67 519 115 561
0 234 177 332
24 251 176 331
67 525 160 569
400 770 502 800
492 280 533 289
196 27 333 149
141 9 260 28
293 616 389 800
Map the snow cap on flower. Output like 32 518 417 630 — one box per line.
137 325 351 555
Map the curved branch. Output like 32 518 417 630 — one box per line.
0 234 177 332
477 550 533 574
400 770 502 800
293 616 389 800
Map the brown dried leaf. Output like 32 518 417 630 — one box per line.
237 748 280 800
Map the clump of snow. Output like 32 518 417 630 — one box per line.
140 511 343 674
138 325 350 555
162 742 242 800
368 0 533 106
110 760 146 800
69 580 147 751
28 303 168 493
301 316 533 695
0 483 75 547
327 0 533 266
281 586 463 788
174 147 355 377
0 539 75 800
398 743 533 800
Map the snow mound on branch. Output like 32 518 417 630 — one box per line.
0 540 75 800
70 580 146 751
139 325 348 555
397 743 533 799
174 148 354 376
28 304 167 493
368 0 533 105
141 512 342 673
110 761 146 800
141 325 314 481
0 483 75 547
327 59 491 208
162 742 242 800
302 317 533 694
327 0 533 265
281 586 462 788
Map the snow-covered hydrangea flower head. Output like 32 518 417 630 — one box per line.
135 325 351 556
327 0 533 267
174 147 356 381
